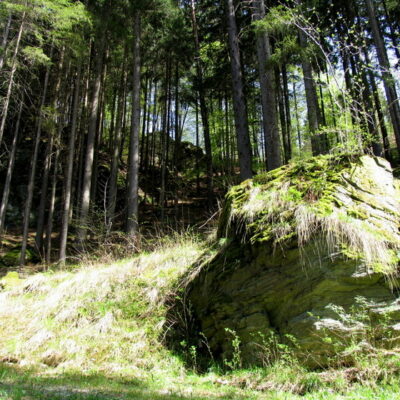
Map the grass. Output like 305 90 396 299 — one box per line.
1 231 400 399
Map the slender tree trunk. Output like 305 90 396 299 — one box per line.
126 11 141 237
381 0 400 61
20 50 52 266
90 49 108 205
293 81 302 150
276 69 289 163
59 64 82 264
298 27 328 155
251 0 281 170
107 58 128 228
108 86 117 153
366 0 400 153
190 0 214 205
140 74 149 171
226 0 253 180
144 80 156 173
0 13 12 71
0 98 23 236
160 61 170 220
45 126 63 264
77 33 106 244
44 73 72 264
36 48 65 252
0 9 25 145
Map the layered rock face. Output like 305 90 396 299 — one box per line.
180 155 400 367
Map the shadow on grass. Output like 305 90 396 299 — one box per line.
0 364 248 400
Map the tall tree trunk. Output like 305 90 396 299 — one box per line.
160 61 171 221
293 81 302 150
59 64 82 264
298 27 328 155
0 13 12 71
190 0 214 206
36 48 65 253
126 11 141 237
276 69 289 163
108 86 118 153
381 0 400 61
0 98 23 236
20 50 52 266
226 0 253 181
251 0 282 170
107 57 128 229
140 74 149 171
282 65 292 159
366 0 400 153
77 33 106 244
0 9 25 145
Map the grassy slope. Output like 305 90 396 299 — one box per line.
0 233 400 400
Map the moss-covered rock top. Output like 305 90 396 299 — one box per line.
218 154 400 275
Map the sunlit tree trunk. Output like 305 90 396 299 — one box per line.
108 56 127 229
36 48 65 253
20 49 52 266
77 33 106 244
251 0 281 170
298 27 328 155
59 64 82 264
0 98 23 236
0 9 25 145
190 0 214 206
0 13 12 71
366 0 400 152
226 0 252 181
126 11 141 237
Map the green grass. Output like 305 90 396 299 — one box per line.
1 232 400 399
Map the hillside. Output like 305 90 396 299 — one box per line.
1 236 400 400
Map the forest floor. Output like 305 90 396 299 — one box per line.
1 232 400 400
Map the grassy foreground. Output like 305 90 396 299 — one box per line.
0 233 400 399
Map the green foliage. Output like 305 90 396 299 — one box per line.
254 5 295 37
21 46 51 66
223 328 242 370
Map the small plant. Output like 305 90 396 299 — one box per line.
251 330 298 367
223 328 242 370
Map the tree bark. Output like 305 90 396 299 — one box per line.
251 0 282 170
107 56 128 229
0 98 23 236
77 32 106 244
126 11 141 237
366 0 400 153
59 64 82 264
298 27 328 155
0 13 12 71
190 0 214 205
20 49 52 266
36 48 65 253
226 0 253 181
0 9 25 145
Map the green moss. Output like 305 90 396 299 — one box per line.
219 154 400 275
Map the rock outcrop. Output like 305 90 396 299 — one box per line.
173 155 400 367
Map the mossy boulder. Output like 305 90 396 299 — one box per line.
174 155 400 367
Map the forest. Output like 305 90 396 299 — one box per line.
1 0 400 399
0 0 398 265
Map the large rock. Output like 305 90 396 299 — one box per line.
172 155 400 367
